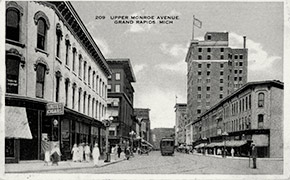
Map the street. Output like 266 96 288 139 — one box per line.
47 151 283 174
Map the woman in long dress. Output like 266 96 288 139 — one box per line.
71 144 79 162
78 143 84 162
92 143 100 167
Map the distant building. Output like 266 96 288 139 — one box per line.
151 128 175 150
106 58 136 147
191 80 283 158
5 1 111 163
174 103 187 146
185 32 248 126
134 108 151 142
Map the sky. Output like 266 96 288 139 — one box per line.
72 1 284 129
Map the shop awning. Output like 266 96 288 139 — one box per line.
194 143 206 148
5 106 32 139
141 139 154 147
206 140 247 148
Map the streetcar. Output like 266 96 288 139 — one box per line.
160 137 175 156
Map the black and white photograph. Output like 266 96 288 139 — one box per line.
0 0 289 179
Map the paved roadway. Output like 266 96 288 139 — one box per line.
48 151 283 174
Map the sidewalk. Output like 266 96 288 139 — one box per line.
5 156 125 173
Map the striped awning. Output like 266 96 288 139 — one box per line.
5 106 32 139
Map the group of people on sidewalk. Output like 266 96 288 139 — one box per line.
71 143 101 167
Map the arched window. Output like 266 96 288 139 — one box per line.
65 35 70 66
6 55 20 94
83 91 87 114
6 8 20 41
36 63 47 98
72 83 77 110
88 95 91 116
65 78 70 107
37 18 47 50
258 114 264 129
78 54 82 77
78 88 82 112
258 93 265 107
72 47 77 71
55 71 62 102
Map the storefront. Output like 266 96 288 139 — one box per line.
5 95 105 163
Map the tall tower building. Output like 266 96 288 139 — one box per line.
185 32 248 124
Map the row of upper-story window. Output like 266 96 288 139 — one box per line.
196 93 224 100
108 72 121 81
6 5 107 99
107 84 121 93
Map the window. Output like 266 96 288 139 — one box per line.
206 78 210 83
197 94 201 99
92 98 95 117
197 109 201 114
6 8 20 41
239 54 243 59
198 71 201 75
197 87 201 91
115 84 120 92
36 64 46 98
249 95 251 109
83 92 86 114
234 55 238 59
83 61 87 81
258 93 265 107
198 48 202 52
220 48 224 52
65 78 70 107
56 23 62 58
206 86 210 91
207 35 212 40
207 71 210 76
239 77 242 81
220 55 224 59
72 83 76 109
115 73 121 80
108 84 112 92
220 63 224 68
228 54 232 59
6 56 20 94
55 71 61 102
220 87 223 91
239 62 243 66
198 64 202 68
72 48 76 71
197 78 202 83
88 66 91 85
220 94 223 99
206 94 210 98
88 95 91 116
198 55 202 60
92 71 95 89
65 38 70 66
220 71 224 76
37 18 47 50
78 55 82 77
234 77 238 81
258 114 264 129
239 70 243 74
207 55 211 60
207 64 211 68
207 48 211 53
220 79 223 83
78 88 82 112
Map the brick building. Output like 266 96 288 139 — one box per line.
174 103 187 146
5 1 111 163
191 80 283 158
106 58 136 147
185 32 248 125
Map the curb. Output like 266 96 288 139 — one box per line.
6 159 126 173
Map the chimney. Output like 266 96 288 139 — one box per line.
243 36 246 49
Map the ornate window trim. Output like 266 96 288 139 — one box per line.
34 57 50 74
34 11 50 29
6 48 25 68
6 1 23 15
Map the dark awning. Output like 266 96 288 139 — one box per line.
5 106 32 139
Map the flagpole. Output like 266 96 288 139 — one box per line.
192 15 195 41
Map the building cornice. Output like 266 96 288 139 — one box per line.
37 1 111 76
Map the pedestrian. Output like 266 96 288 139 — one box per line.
84 143 91 162
217 148 221 155
117 145 122 158
71 144 79 162
111 145 117 161
125 146 130 160
78 143 84 162
51 143 61 166
92 143 100 167
43 138 50 166
251 143 258 169
231 148 235 157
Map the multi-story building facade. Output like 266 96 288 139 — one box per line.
174 103 187 146
5 1 111 163
134 108 151 142
191 80 283 158
185 32 248 126
106 58 136 147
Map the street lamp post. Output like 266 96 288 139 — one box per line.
222 132 229 158
129 130 136 157
103 116 113 162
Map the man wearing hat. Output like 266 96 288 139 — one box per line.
251 143 257 169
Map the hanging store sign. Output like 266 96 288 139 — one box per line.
46 102 64 116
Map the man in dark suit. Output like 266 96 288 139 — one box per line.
251 143 257 169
